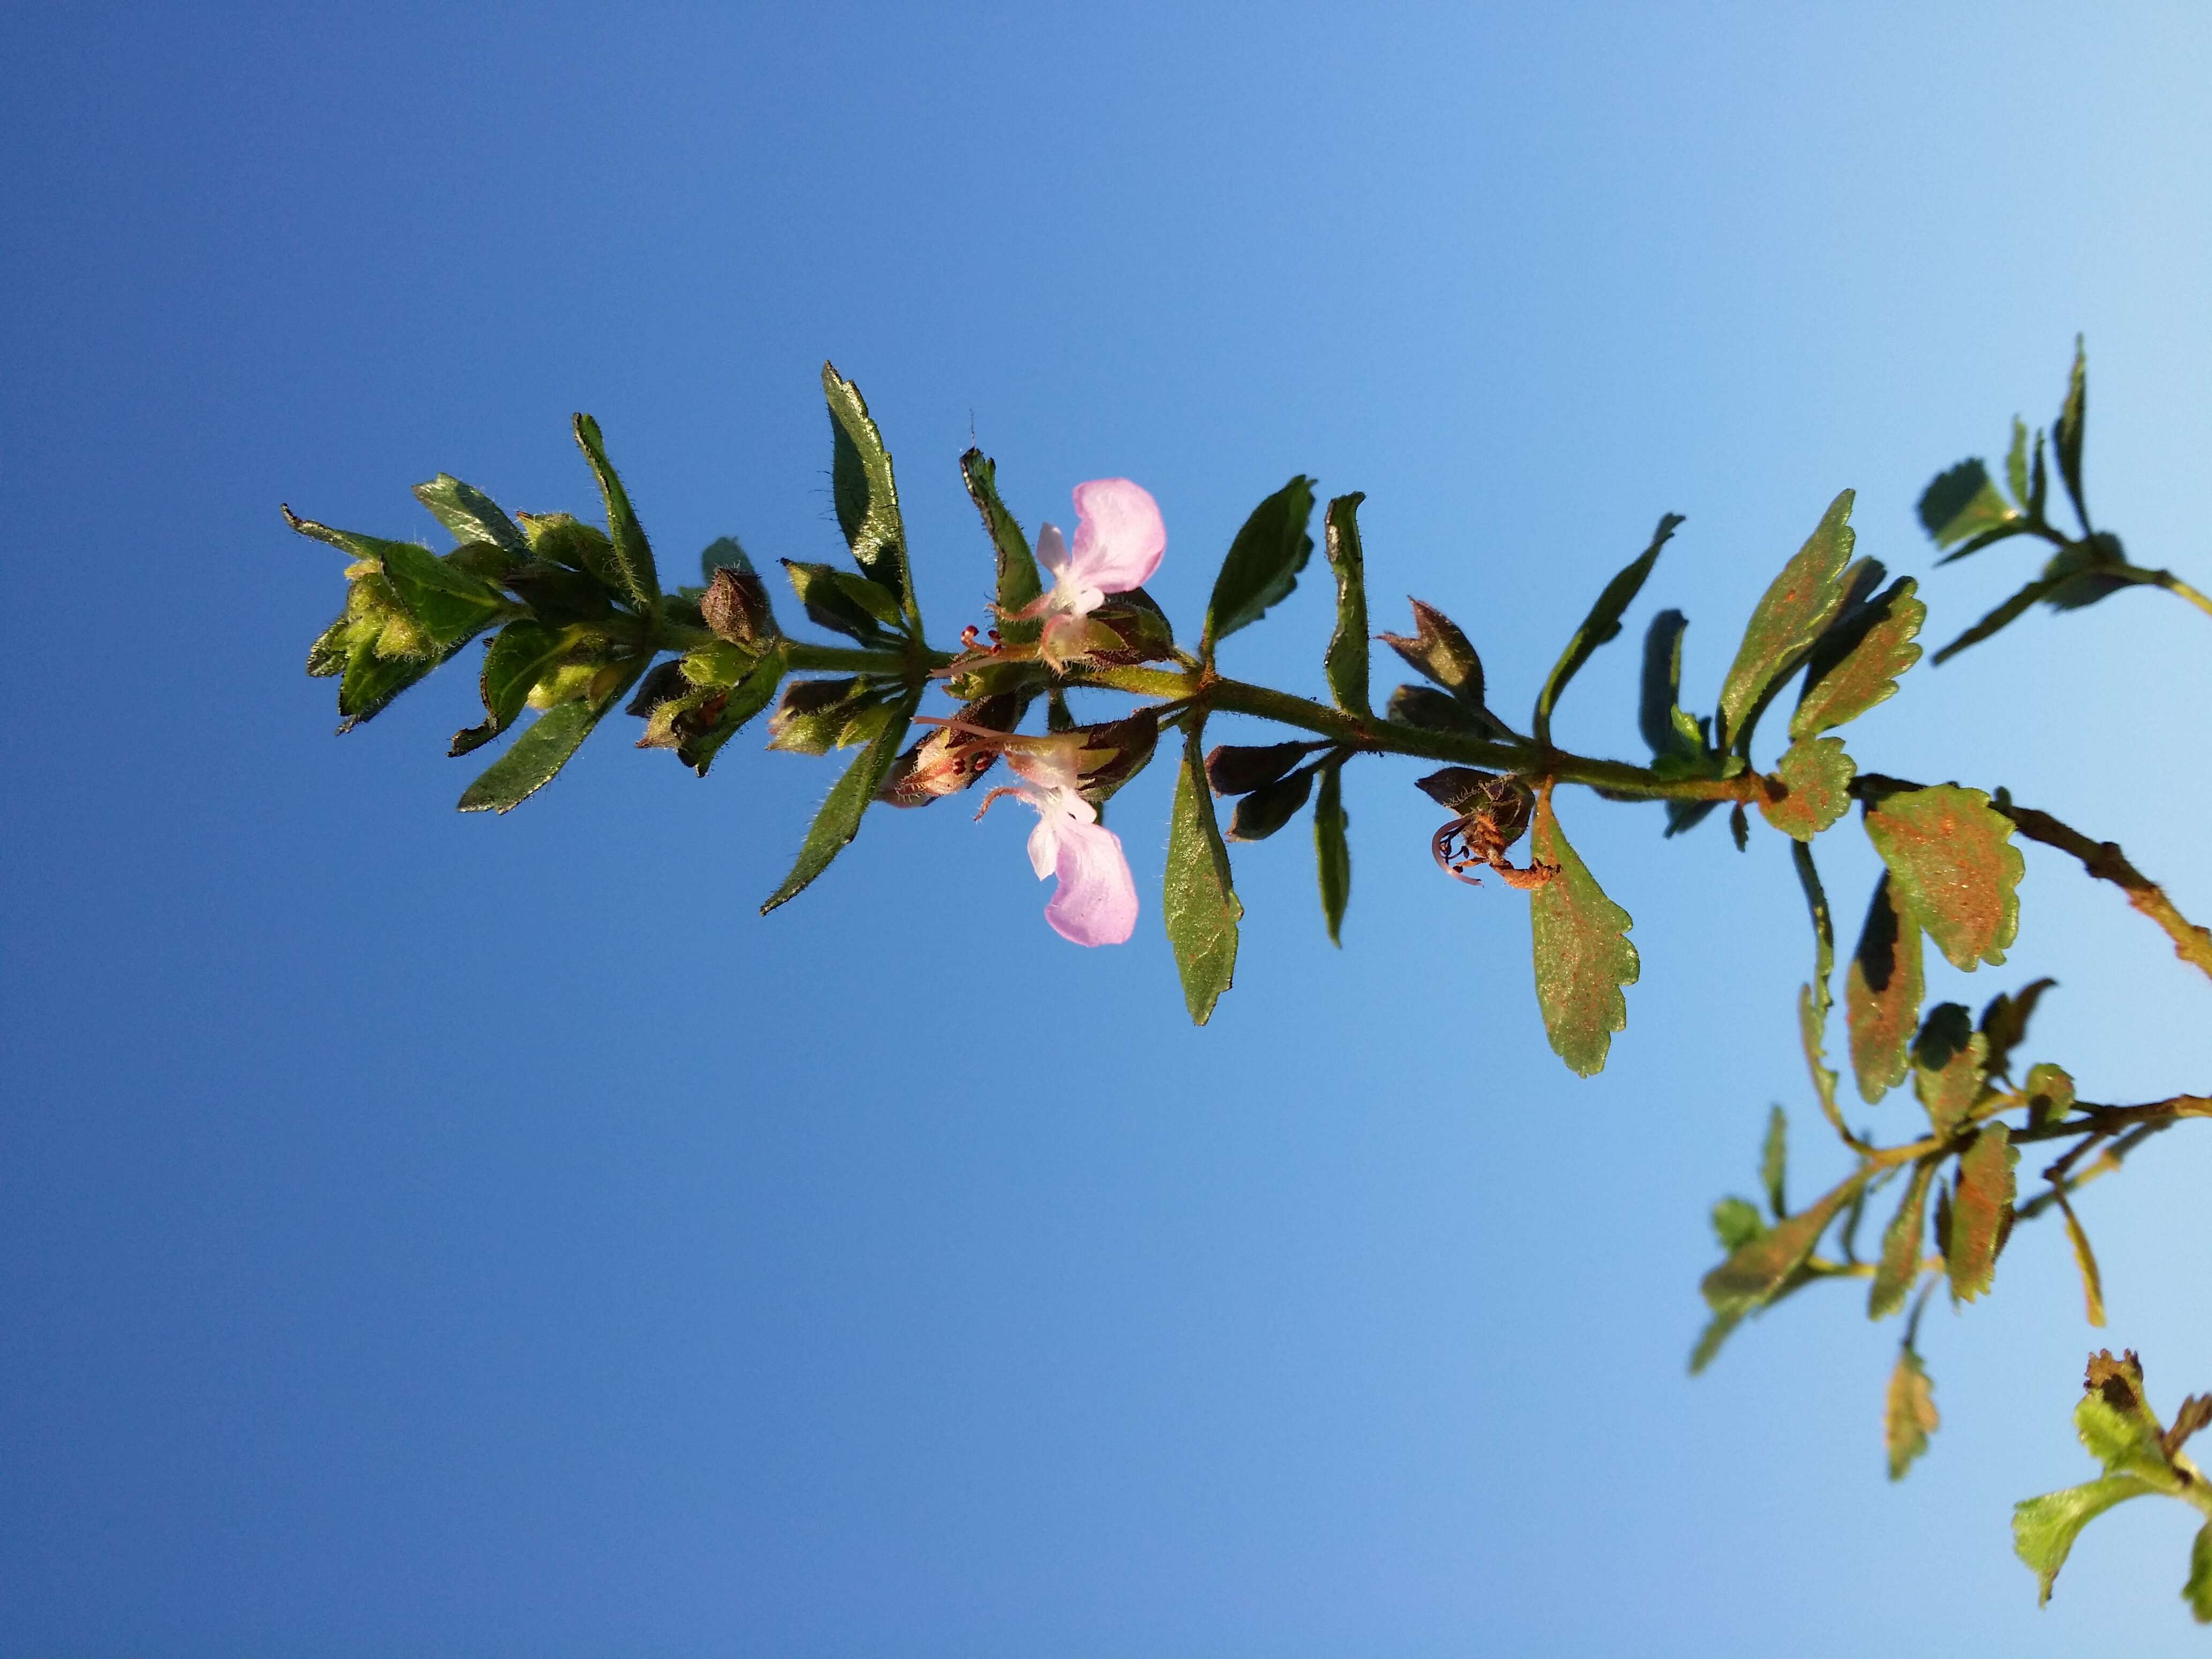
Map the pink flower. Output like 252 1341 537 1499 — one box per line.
972 733 1140 947
1023 478 1166 670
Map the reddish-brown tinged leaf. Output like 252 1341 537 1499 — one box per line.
1702 1174 1866 1307
1791 577 1925 741
1864 786 2026 970
1947 1124 2017 1302
1869 1160 1936 1320
1912 1006 1987 1138
1845 873 1924 1104
1528 790 1639 1078
1886 1347 1940 1479
1758 736 1856 841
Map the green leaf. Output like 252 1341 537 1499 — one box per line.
1689 1303 1749 1374
1869 1160 1935 1320
1946 1123 2016 1302
1204 476 1316 652
1321 494 1371 716
287 511 508 648
1639 609 1707 760
759 687 920 914
1163 722 1243 1023
2024 1062 2076 1129
451 621 568 757
1863 784 2025 970
2014 1476 2155 1605
678 649 787 776
1712 1195 1767 1252
2185 1523 2212 1624
413 474 528 554
1886 1348 1940 1480
1528 791 1639 1077
1977 976 2056 1081
1917 459 2023 550
820 362 913 613
1702 1173 1865 1309
2005 418 2032 509
457 660 642 814
781 560 900 645
571 414 660 615
1758 736 1855 841
336 641 442 730
2057 1195 2108 1328
1911 1002 1986 1138
1760 1105 1788 1220
1314 759 1350 946
2054 336 2089 532
1227 766 1314 842
2075 1356 2176 1483
1844 873 1924 1104
1534 513 1683 748
1930 570 2065 666
960 449 1041 645
1717 490 1857 751
1791 578 1924 740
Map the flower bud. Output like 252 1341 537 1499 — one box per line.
701 565 774 646
878 693 1028 808
1206 741 1317 796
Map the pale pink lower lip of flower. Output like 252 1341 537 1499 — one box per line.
1040 816 1138 946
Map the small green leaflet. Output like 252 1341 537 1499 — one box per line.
1163 722 1243 1023
961 449 1042 645
1867 1160 1935 1320
1791 578 1924 741
1321 494 1371 716
1702 1171 1866 1308
1533 514 1683 748
1863 785 2024 970
413 474 528 554
760 688 921 914
821 362 915 613
1760 1105 1788 1219
1886 1348 1939 1480
1716 490 1857 751
2187 1524 2212 1624
2014 1477 2155 1606
1946 1124 2016 1302
457 660 645 814
1313 760 1350 946
2054 335 2089 532
1204 476 1316 653
571 415 661 616
1844 873 1924 1104
1758 737 1855 841
1916 459 2022 551
1528 790 1639 1077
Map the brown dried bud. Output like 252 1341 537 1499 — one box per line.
702 565 773 646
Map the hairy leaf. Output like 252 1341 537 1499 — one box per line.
414 473 528 554
1314 760 1350 946
1758 736 1855 841
1791 577 1924 740
451 621 567 757
1864 785 2025 970
1947 1123 2016 1302
960 449 1041 645
1918 459 2022 550
2014 1477 2154 1606
1845 873 1924 1104
457 660 642 814
1528 791 1639 1077
782 560 900 645
1869 1160 1936 1320
678 651 787 776
1534 513 1683 746
1886 1348 1940 1480
1164 723 1243 1023
759 689 920 914
822 362 913 609
1321 494 1371 716
1381 599 1485 705
1717 490 1857 750
571 414 661 615
1205 476 1316 651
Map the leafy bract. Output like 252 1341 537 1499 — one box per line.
760 688 921 913
1791 577 1924 740
822 362 913 611
1844 873 1924 1104
1528 791 1639 1077
1534 514 1683 747
1886 1348 1940 1480
2015 1477 2154 1606
571 415 661 615
1321 495 1371 716
1717 490 1857 750
1314 760 1350 946
1164 723 1242 1023
960 449 1041 645
1758 736 1855 841
414 473 528 554
1864 785 2024 970
1205 476 1316 652
1869 1160 1935 1320
1947 1124 2016 1302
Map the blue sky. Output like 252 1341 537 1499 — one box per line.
4 2 2210 1651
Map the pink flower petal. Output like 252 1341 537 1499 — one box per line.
1068 479 1164 595
1035 522 1071 579
1042 816 1138 946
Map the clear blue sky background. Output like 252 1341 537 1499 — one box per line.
4 3 2210 1652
